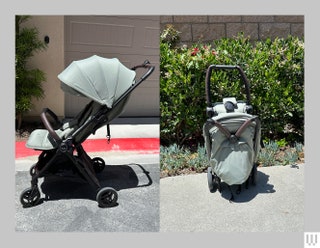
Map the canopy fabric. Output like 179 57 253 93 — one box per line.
58 55 136 108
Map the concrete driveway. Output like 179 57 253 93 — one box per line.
160 164 304 232
15 152 159 232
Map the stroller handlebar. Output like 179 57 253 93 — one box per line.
205 64 251 107
131 60 155 82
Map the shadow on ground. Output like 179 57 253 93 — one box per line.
38 163 152 204
212 170 276 203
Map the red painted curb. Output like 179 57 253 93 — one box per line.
15 138 160 159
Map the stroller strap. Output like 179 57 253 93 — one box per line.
106 124 111 143
206 116 258 143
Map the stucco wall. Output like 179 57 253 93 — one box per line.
22 16 65 120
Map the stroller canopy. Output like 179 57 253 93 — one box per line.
58 55 136 109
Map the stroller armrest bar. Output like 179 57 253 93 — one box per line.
40 108 62 142
42 108 61 127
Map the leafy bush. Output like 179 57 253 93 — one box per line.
16 15 47 129
160 26 304 147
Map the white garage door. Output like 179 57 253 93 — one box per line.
64 15 159 118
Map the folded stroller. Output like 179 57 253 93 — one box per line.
203 65 261 199
20 55 154 208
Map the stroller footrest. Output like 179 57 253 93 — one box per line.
26 129 61 150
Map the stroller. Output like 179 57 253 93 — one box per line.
20 55 155 208
203 65 261 200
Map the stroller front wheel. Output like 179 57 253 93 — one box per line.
20 186 41 208
29 164 37 176
96 187 118 208
207 167 215 193
207 167 221 193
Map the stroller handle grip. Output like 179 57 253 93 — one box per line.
131 60 155 82
205 64 251 107
40 108 62 142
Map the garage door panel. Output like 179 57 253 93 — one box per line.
69 21 134 47
66 16 159 56
122 88 160 116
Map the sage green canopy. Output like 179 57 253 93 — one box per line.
58 55 136 108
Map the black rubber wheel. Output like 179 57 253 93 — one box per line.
251 163 258 185
20 187 41 208
207 167 215 193
96 187 118 208
29 164 37 176
92 157 105 173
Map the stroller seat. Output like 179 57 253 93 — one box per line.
26 101 104 150
26 128 74 150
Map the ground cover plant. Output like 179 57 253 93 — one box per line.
160 141 304 178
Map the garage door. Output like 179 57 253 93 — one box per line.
64 15 159 118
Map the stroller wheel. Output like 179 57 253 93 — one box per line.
29 164 37 176
96 187 118 208
207 167 221 193
20 186 41 208
251 163 258 185
92 157 105 173
207 167 215 193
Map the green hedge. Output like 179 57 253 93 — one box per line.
160 27 304 147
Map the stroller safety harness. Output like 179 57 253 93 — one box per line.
203 65 261 199
20 55 155 208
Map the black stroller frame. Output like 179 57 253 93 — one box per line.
20 60 155 208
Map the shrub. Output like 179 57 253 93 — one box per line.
16 15 47 130
160 26 304 147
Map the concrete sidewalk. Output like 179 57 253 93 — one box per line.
15 152 160 232
160 163 304 232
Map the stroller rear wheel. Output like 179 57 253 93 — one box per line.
207 167 214 192
96 187 118 208
20 186 41 208
92 157 105 173
251 163 258 185
207 167 221 193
